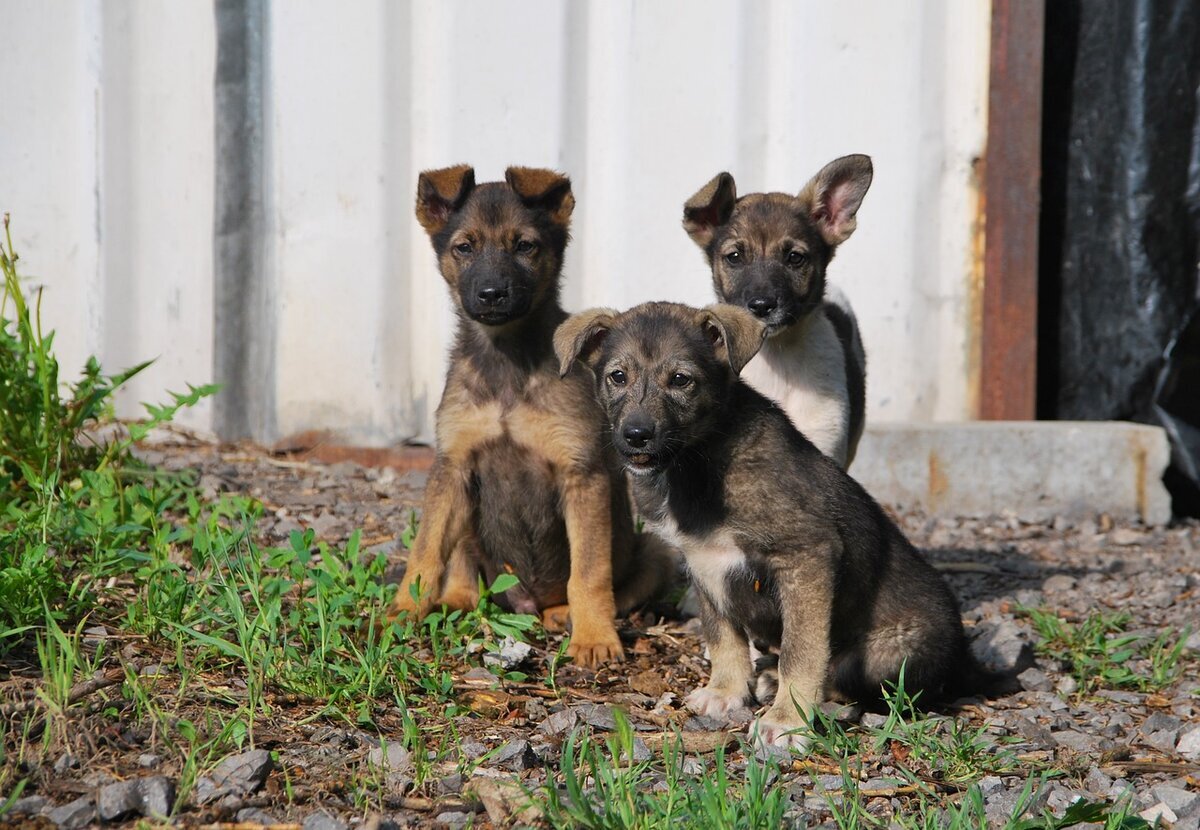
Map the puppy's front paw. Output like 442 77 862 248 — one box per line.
748 708 811 753
566 626 625 667
685 685 749 718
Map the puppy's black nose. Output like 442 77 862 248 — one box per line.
477 286 509 306
623 424 655 449
748 297 776 318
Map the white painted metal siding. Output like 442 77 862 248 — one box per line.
2 0 990 445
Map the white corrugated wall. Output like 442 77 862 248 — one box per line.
1 0 991 445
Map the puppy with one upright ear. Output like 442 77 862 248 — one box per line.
557 301 985 748
683 155 873 468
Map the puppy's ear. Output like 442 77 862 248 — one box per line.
699 303 767 375
415 165 476 236
797 154 873 246
683 172 737 250
505 167 575 227
555 308 617 378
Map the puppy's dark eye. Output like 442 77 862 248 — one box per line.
669 372 692 388
608 370 627 386
786 250 808 266
515 239 537 254
725 251 742 265
455 242 473 255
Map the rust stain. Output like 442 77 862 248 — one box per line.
928 450 949 507
1132 439 1147 521
966 154 987 420
272 429 435 472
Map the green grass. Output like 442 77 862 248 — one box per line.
0 216 1172 828
1023 607 1191 695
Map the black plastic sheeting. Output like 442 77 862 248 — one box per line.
1040 0 1200 515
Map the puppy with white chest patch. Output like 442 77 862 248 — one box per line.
555 301 986 749
682 155 872 468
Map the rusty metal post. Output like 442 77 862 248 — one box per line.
980 0 1045 420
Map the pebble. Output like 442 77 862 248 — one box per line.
434 810 472 828
194 748 273 803
9 795 47 816
539 708 579 736
1152 785 1199 815
238 808 281 824
1083 767 1112 794
47 796 95 830
491 739 537 771
1140 803 1178 824
303 811 349 830
970 621 1035 673
1017 667 1053 692
483 636 533 671
1177 726 1200 760
369 742 412 772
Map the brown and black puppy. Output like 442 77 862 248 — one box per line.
556 301 981 746
388 165 667 667
682 156 872 468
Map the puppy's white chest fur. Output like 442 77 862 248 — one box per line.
647 514 745 612
742 309 851 466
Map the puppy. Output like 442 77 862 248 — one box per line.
388 165 668 667
556 301 980 747
682 155 872 467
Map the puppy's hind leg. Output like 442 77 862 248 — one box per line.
614 531 678 614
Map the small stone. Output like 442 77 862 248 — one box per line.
97 780 141 822
1052 730 1103 753
492 739 537 771
1142 712 1182 733
436 773 463 795
1152 785 1199 815
461 666 495 683
977 776 1004 796
1083 767 1112 794
1018 667 1053 692
1139 803 1178 825
524 699 548 721
1042 574 1076 592
138 776 175 818
137 753 162 769
626 738 652 763
1185 630 1200 653
47 796 95 830
434 810 472 828
195 748 273 803
303 811 348 830
459 740 488 759
539 708 579 736
369 741 412 772
53 752 79 775
1055 675 1078 696
860 712 888 730
1095 689 1143 705
576 703 618 731
482 636 533 671
681 756 704 775
1109 528 1143 546
237 808 281 825
1178 726 1200 760
9 795 47 816
971 621 1035 674
1145 729 1180 754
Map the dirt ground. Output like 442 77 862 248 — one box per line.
5 433 1200 828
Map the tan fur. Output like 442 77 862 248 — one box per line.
389 166 666 668
700 304 768 376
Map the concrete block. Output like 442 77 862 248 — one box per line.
852 421 1172 525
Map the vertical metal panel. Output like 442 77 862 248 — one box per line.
3 1 995 445
213 0 273 439
979 0 1045 420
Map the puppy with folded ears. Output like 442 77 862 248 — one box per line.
555 301 988 749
